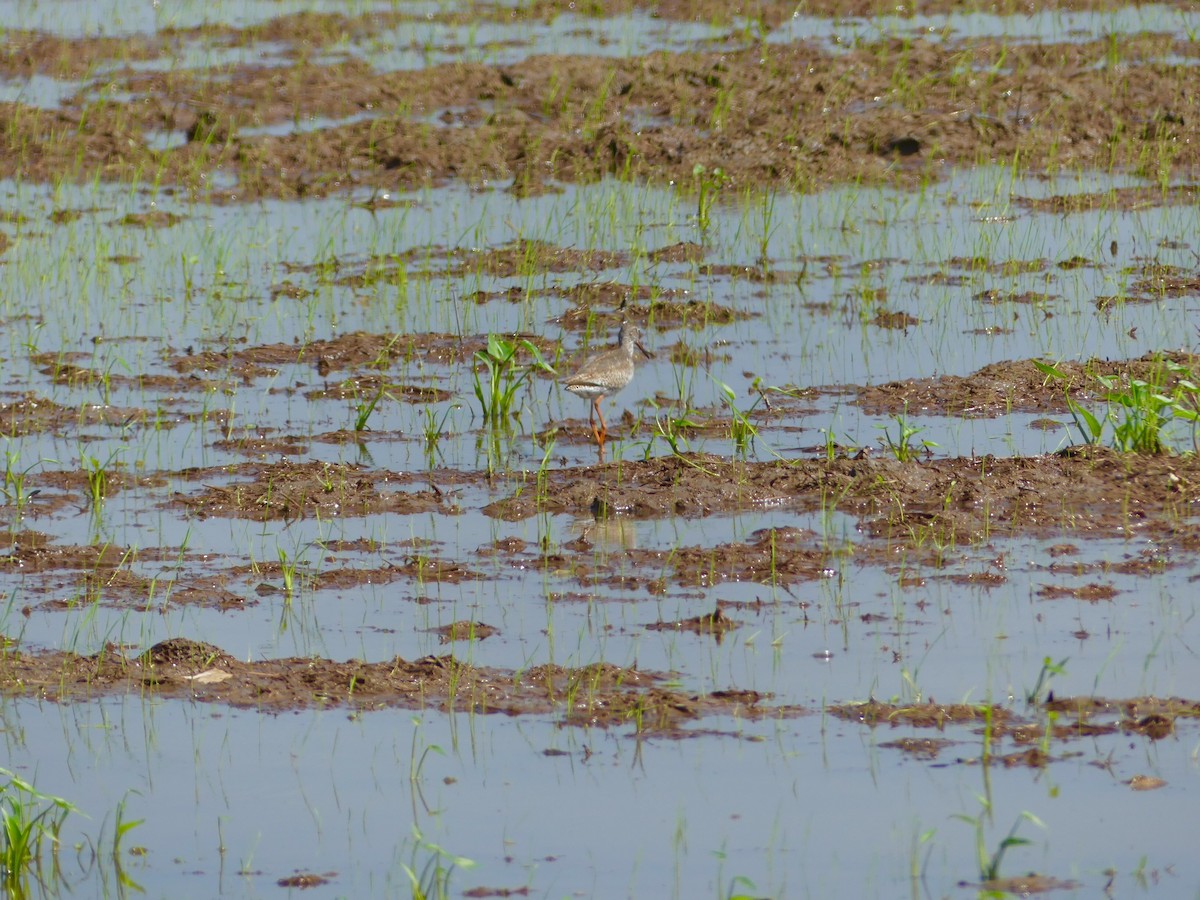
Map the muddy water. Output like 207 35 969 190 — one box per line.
2 2 1200 898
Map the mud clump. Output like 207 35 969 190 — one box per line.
645 605 740 637
854 352 1200 418
5 28 1200 201
0 638 804 733
426 621 499 643
482 448 1200 548
172 460 451 521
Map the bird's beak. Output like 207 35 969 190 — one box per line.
636 340 652 359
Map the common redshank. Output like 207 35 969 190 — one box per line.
563 323 651 445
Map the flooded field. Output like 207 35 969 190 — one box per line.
1 0 1200 897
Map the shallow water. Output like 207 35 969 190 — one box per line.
8 690 1200 898
2 168 1196 472
774 4 1200 49
3 3 1200 897
0 0 409 38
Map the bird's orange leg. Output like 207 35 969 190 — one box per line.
592 397 608 445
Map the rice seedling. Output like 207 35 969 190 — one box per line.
423 403 461 466
581 71 617 142
278 547 299 599
534 433 557 503
647 405 698 458
1036 358 1200 453
877 411 937 462
81 447 121 507
1038 708 1059 759
1 452 41 514
1024 656 1068 706
954 801 1044 886
719 871 762 900
472 333 555 429
692 164 727 234
0 768 80 893
408 717 445 816
106 793 145 891
353 381 389 432
179 253 200 300
755 187 780 269
401 825 474 900
714 376 781 458
909 824 937 885
1107 369 1200 453
709 84 732 132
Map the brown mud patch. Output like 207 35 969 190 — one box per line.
328 240 641 289
171 460 452 521
210 433 313 459
33 355 244 398
426 621 499 643
557 295 751 331
0 394 146 437
483 447 1200 546
167 330 557 375
1122 263 1200 300
12 443 1200 602
975 875 1079 895
930 569 1007 589
302 376 453 404
834 695 1200 767
277 872 334 889
1015 183 1200 215
326 252 746 331
1 1 1195 86
0 534 258 611
1036 582 1118 602
284 557 482 589
645 605 740 637
627 527 830 587
972 289 1058 306
870 310 919 330
1 533 143 575
0 637 803 731
853 351 1200 417
440 239 629 278
877 737 955 759
1045 695 1200 735
0 633 1194 747
829 699 1010 729
551 392 803 448
6 29 1200 200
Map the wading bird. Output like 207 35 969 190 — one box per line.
562 323 651 446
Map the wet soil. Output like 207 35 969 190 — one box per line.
0 1 1196 723
22 333 1199 438
853 351 1200 417
426 621 500 643
4 439 1193 645
482 447 1200 548
1 635 1190 759
0 637 801 733
4 6 1199 895
644 605 741 636
832 694 1200 756
170 459 453 522
3 12 1199 200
